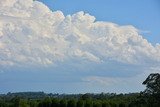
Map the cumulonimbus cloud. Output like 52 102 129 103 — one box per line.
0 0 160 71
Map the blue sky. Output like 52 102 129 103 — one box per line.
0 0 160 94
40 0 160 44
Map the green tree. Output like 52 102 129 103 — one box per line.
67 99 76 107
0 99 7 107
12 96 20 107
143 73 160 94
51 98 59 107
84 100 92 107
142 73 160 106
109 102 117 107
81 94 91 100
19 99 29 107
38 97 52 107
29 100 38 107
93 101 102 107
77 100 84 107
118 102 125 107
59 99 67 107
102 101 110 107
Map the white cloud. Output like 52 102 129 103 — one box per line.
74 49 101 62
81 66 160 92
0 0 160 74
81 74 146 93
82 76 119 86
83 72 147 86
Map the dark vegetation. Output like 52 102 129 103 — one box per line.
0 73 160 107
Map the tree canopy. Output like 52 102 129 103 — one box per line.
143 73 160 94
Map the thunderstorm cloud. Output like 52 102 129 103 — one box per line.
0 0 160 92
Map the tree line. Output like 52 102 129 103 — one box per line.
0 73 160 107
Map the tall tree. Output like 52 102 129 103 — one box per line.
142 73 160 106
143 73 160 94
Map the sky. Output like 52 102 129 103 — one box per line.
0 0 160 94
39 0 160 44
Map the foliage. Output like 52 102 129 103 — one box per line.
0 93 139 107
141 73 160 106
143 73 160 94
